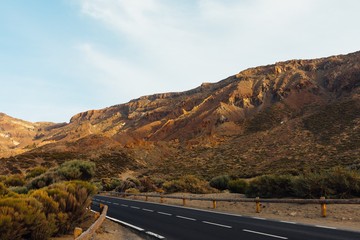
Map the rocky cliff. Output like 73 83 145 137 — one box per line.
1 51 359 178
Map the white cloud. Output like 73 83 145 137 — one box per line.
75 0 360 100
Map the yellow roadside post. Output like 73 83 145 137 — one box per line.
145 194 148 201
183 198 186 206
74 227 83 239
160 195 164 203
256 197 261 213
212 200 217 209
320 196 326 217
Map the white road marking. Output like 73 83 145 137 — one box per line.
280 220 296 224
243 229 288 239
202 221 232 228
145 231 165 239
142 208 154 212
176 215 196 221
131 206 140 209
121 204 128 207
106 216 144 231
106 201 112 204
157 211 172 216
315 225 337 229
253 217 266 220
113 203 119 205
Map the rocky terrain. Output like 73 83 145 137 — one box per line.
1 51 359 179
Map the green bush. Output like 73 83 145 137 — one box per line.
246 175 294 198
4 175 25 187
209 175 230 191
57 160 95 181
228 179 248 193
163 175 211 194
26 167 47 180
0 182 9 196
9 186 28 194
101 178 123 191
27 171 59 190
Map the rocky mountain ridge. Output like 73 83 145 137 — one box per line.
1 51 359 178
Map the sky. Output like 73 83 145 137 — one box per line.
1 0 359 123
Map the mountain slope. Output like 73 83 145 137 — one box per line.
1 51 359 178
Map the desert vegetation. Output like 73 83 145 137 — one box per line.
0 160 97 240
209 167 360 198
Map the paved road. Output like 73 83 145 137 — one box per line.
92 195 360 240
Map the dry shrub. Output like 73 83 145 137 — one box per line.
163 175 212 194
4 174 25 187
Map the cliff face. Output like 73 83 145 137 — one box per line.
1 51 359 177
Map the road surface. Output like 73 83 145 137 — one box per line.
92 195 360 240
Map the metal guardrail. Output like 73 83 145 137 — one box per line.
100 191 360 217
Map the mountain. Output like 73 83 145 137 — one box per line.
1 51 359 178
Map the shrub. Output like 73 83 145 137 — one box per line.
246 175 295 198
139 177 157 192
27 171 59 190
209 175 230 191
0 197 57 240
115 178 140 192
0 182 9 196
163 175 211 194
228 179 248 193
102 178 123 191
9 186 28 194
26 167 47 180
57 160 95 181
125 188 140 194
292 172 329 198
4 175 25 187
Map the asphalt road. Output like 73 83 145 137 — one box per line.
92 195 360 240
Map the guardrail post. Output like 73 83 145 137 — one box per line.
320 196 326 217
256 197 261 213
212 200 217 209
183 198 186 206
74 227 83 238
160 195 164 203
145 195 148 201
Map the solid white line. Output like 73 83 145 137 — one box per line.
106 216 144 231
202 221 232 228
315 225 337 229
106 201 112 204
243 229 288 239
121 204 128 207
145 231 165 239
253 217 266 220
157 211 172 216
142 208 154 212
113 203 119 205
131 206 140 209
280 220 296 224
176 215 196 221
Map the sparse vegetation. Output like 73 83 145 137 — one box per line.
209 175 230 191
57 160 95 181
163 175 213 194
228 179 248 194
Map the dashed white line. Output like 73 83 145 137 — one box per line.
243 229 288 239
280 220 296 224
131 206 140 209
113 203 119 205
253 217 266 220
157 211 172 216
121 204 128 207
176 215 196 221
106 201 112 204
315 225 337 229
145 231 165 239
142 208 154 212
202 221 232 228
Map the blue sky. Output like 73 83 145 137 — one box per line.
1 0 360 123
